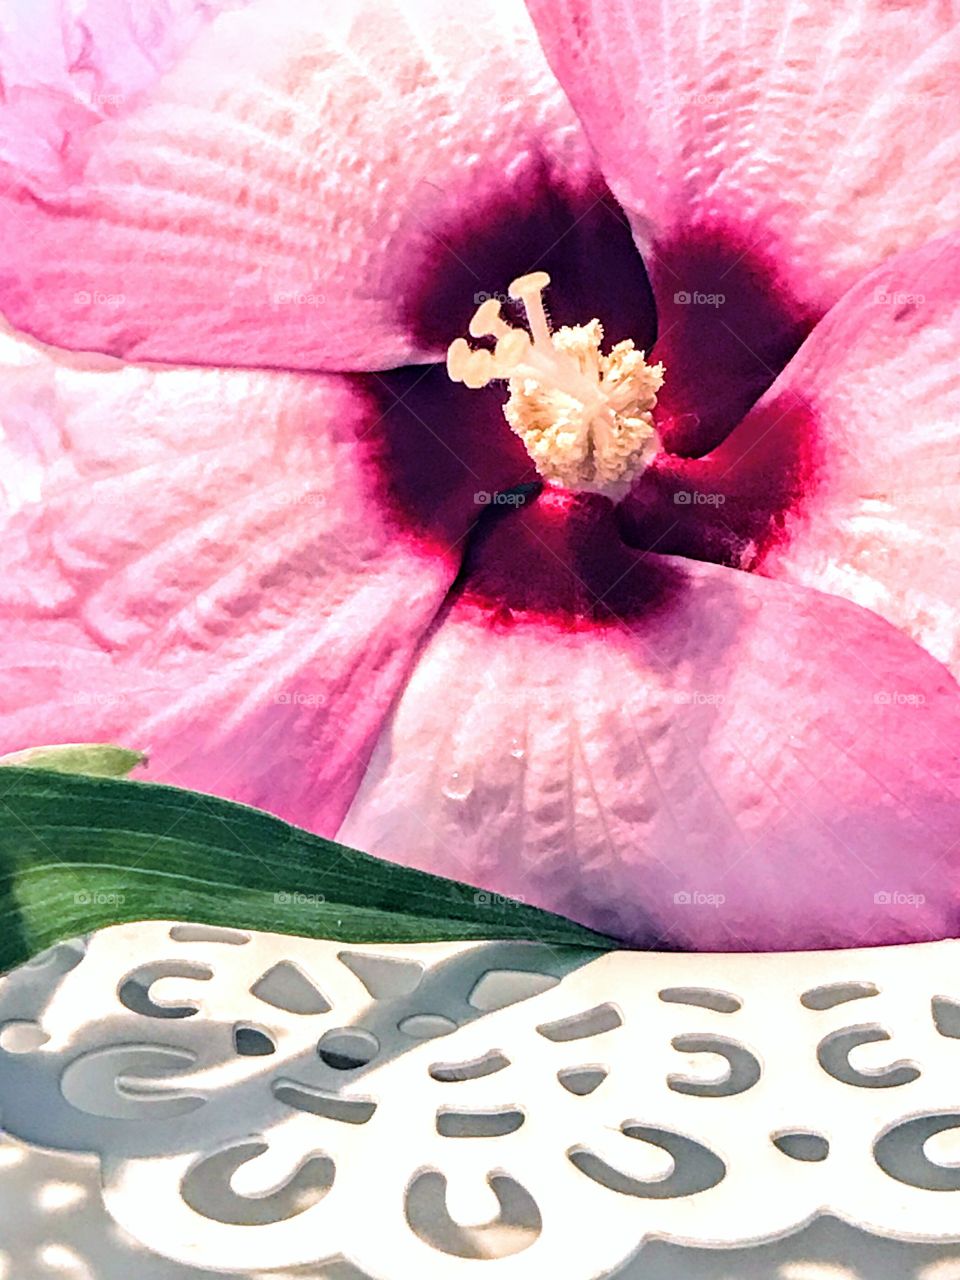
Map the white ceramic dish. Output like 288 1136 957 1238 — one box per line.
1 922 959 1278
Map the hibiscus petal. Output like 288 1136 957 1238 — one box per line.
0 0 241 185
339 488 960 952
525 0 960 451
0 0 630 370
0 325 498 832
621 235 960 681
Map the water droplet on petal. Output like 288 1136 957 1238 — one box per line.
442 769 473 802
509 738 525 760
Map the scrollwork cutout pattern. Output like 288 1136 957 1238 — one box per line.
1 923 960 1278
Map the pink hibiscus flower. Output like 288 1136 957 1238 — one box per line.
1 0 959 951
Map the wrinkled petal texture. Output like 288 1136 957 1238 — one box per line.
0 0 610 371
525 0 960 451
0 0 244 185
0 325 508 832
622 235 960 681
340 491 960 951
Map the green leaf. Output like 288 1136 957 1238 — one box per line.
0 743 147 779
0 768 616 970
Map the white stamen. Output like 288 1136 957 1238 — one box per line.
495 330 530 368
469 298 509 339
447 272 664 498
509 271 553 348
446 337 472 381
462 347 494 389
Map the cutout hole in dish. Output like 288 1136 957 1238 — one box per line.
234 1026 276 1057
273 1079 376 1125
537 1004 622 1043
0 1021 49 1054
668 1034 761 1097
61 1045 203 1119
468 970 559 1013
772 1131 830 1162
436 1108 525 1138
317 1028 379 1070
118 961 213 1019
430 1051 510 1083
817 1024 919 1088
338 951 423 998
658 987 741 1014
181 1142 334 1225
558 1066 608 1096
933 996 960 1039
399 1014 457 1040
875 1114 960 1191
569 1125 726 1199
801 982 879 1011
169 925 250 946
406 1171 541 1258
251 962 331 1015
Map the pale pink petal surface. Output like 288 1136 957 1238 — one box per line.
0 0 629 371
525 0 960 452
0 0 245 186
0 328 523 830
340 489 960 951
622 235 960 679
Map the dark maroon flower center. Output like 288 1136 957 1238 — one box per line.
455 485 687 630
643 222 820 456
618 395 824 571
362 182 824 618
403 171 658 358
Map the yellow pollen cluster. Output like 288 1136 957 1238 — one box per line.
446 271 664 498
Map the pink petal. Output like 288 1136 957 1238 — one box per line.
0 326 507 832
0 0 243 186
339 488 960 951
526 0 960 451
622 235 960 680
0 0 642 370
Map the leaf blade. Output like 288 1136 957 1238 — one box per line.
0 768 616 969
0 743 147 778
